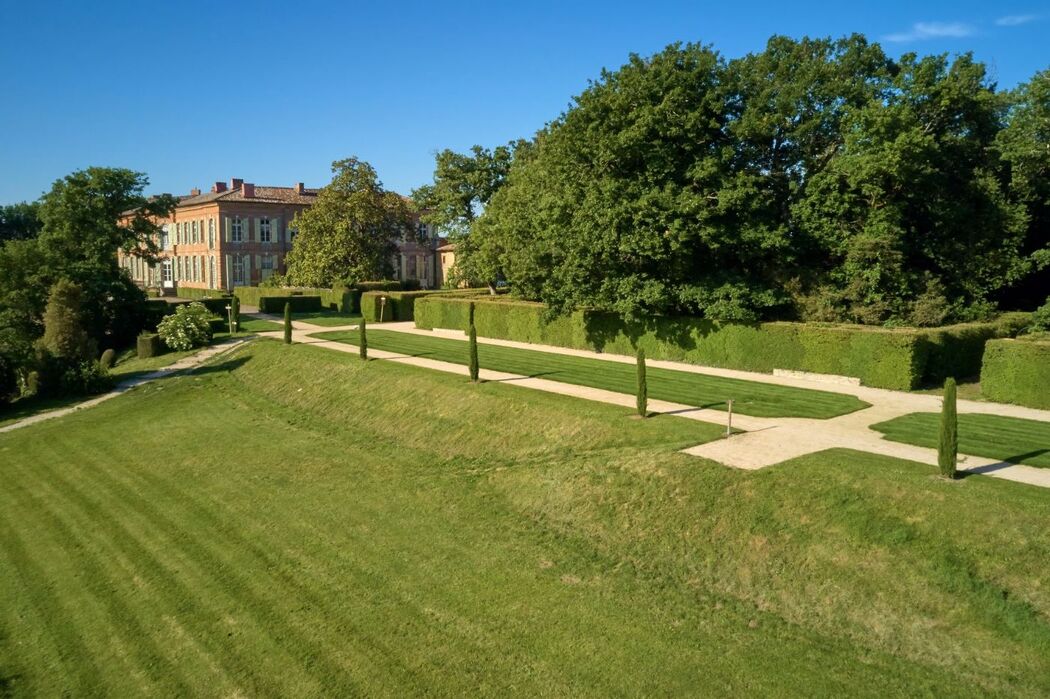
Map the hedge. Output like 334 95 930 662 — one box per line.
980 339 1050 409
258 295 323 314
136 333 165 358
176 287 227 301
360 288 492 323
413 297 1019 390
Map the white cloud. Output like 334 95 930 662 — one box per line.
883 21 976 42
995 14 1037 26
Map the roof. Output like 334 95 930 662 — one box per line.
437 240 457 252
177 185 320 208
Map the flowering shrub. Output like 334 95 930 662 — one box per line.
157 302 213 351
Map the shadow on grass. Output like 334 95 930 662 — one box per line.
959 449 1050 476
187 356 251 377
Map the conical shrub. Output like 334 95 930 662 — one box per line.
283 302 292 344
359 315 368 360
468 303 479 382
636 347 648 417
939 377 958 479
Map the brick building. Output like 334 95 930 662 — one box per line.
121 177 446 293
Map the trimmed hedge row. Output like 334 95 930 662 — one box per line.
414 297 1018 390
360 288 493 323
176 287 227 301
232 282 413 313
258 295 323 314
980 339 1050 409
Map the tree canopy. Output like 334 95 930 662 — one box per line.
285 157 415 287
441 35 1049 324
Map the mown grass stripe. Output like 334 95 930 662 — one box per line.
871 412 1050 467
314 329 869 419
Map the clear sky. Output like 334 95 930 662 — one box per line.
0 0 1047 205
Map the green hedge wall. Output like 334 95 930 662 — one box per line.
980 339 1050 409
136 333 165 358
176 287 227 300
361 288 493 323
258 295 323 314
414 297 1017 390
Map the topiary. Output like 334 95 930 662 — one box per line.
468 302 479 382
98 348 116 370
38 279 96 362
283 302 293 344
231 294 240 332
359 315 368 360
636 347 648 417
157 302 212 351
939 377 958 479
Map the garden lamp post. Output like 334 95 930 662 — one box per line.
225 304 233 334
379 296 387 323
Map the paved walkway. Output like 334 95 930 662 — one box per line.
0 337 252 434
247 315 1050 489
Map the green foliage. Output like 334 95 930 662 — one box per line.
448 38 1041 324
980 339 1050 409
1030 298 1050 332
99 348 116 370
283 303 293 344
230 295 240 332
938 378 958 479
468 326 480 384
0 201 42 242
37 280 96 363
285 157 414 286
636 347 647 417
157 302 212 351
359 290 450 323
136 333 165 359
258 295 322 314
359 316 367 360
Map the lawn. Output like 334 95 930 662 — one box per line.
237 317 285 332
1 339 1048 695
314 328 869 419
291 309 362 326
872 412 1050 467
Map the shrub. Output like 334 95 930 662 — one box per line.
38 279 96 362
980 339 1050 409
231 295 240 331
1030 298 1050 333
136 333 165 358
33 352 112 397
636 347 648 417
939 378 958 479
157 302 212 351
468 302 480 382
283 302 293 344
99 348 116 370
359 315 368 360
258 295 322 314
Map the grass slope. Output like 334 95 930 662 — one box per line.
1 340 1049 696
314 328 869 419
872 412 1050 467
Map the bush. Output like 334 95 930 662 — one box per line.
157 302 212 351
33 352 112 397
176 287 227 301
468 303 479 382
1030 298 1050 333
258 295 322 314
980 339 1050 409
360 289 488 323
939 378 958 479
359 315 368 360
636 348 648 417
38 280 96 362
99 348 116 370
137 333 165 358
283 302 293 344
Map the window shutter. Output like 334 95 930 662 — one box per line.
244 218 252 243
243 254 251 284
224 254 231 289
224 217 231 243
254 254 261 274
271 217 280 246
255 218 261 243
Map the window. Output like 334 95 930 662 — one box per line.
407 255 417 278
163 259 172 283
175 222 181 244
192 256 198 282
417 222 427 238
208 219 215 248
190 220 196 244
231 217 243 242
209 257 216 289
260 254 274 280
232 258 244 284
161 224 170 250
259 217 271 243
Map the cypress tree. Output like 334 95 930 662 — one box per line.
636 347 648 417
939 377 958 479
359 315 368 360
283 302 292 344
468 303 479 382
230 294 240 332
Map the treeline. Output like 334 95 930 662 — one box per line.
0 169 175 404
414 35 1050 325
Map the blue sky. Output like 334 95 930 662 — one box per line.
0 0 1047 205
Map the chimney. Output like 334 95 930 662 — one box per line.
190 187 201 196
212 181 227 193
242 182 255 198
230 178 243 190
295 182 305 195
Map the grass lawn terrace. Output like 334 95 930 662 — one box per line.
313 327 870 419
2 339 1049 695
872 412 1050 467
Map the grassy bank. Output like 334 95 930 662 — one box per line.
1 340 1048 695
872 412 1050 467
314 328 869 419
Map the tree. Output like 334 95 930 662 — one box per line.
468 303 480 382
285 157 415 287
230 295 240 332
283 302 292 344
37 280 95 362
359 315 368 360
0 201 42 242
939 378 958 479
636 347 648 417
